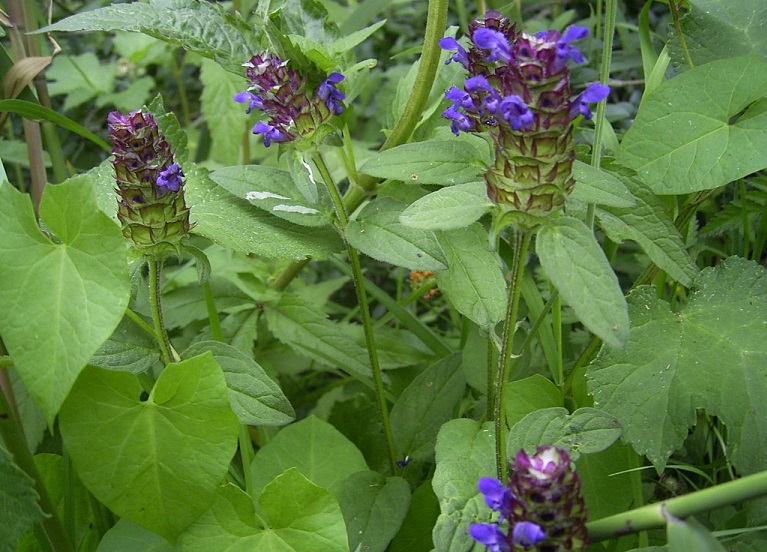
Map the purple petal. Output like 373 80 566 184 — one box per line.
234 91 264 114
442 106 473 135
477 478 511 511
468 524 511 552
473 28 512 63
464 76 494 93
561 25 589 43
318 73 346 115
156 162 184 192
439 37 470 68
512 522 546 547
570 83 610 120
445 86 476 110
252 121 289 147
499 95 533 130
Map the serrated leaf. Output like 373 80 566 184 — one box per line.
435 224 507 328
183 340 295 426
587 257 767 474
249 416 368 500
0 442 44 552
596 163 698 286
538 216 629 349
359 140 484 185
390 353 466 462
200 58 246 165
617 55 767 195
338 472 411 552
89 316 161 374
347 197 447 270
506 407 622 461
209 164 333 227
399 181 493 230
46 53 116 111
570 161 635 208
0 179 130 426
60 354 240 542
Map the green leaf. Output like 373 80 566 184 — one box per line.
286 150 320 205
668 0 767 70
185 164 343 259
327 19 386 58
97 519 174 552
60 354 240 542
432 419 495 552
0 179 130 425
179 471 349 551
570 160 636 208
338 472 411 552
507 407 622 461
37 0 259 75
596 163 698 287
587 257 767 473
617 55 767 195
0 442 44 552
347 197 447 270
183 340 295 426
249 416 368 500
668 516 727 552
389 481 441 552
46 53 116 111
200 58 246 165
399 181 493 230
537 216 629 349
390 353 466 462
504 374 563 430
89 316 161 374
359 140 484 185
435 224 507 329
576 443 639 523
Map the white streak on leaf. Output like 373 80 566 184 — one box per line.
273 204 319 214
245 191 289 200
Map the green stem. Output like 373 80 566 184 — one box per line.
669 0 694 70
587 469 767 542
552 286 564 388
494 230 531 481
313 152 398 474
203 281 224 341
238 426 255 497
125 308 156 338
486 335 495 421
147 257 176 364
171 49 192 127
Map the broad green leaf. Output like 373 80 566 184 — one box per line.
668 0 767 70
89 316 161 374
97 519 173 552
570 160 635 208
200 58 246 165
249 416 368 500
338 472 411 552
596 163 698 287
390 353 466 461
435 224 507 329
185 164 343 259
359 140 484 185
537 216 629 349
507 407 622 461
617 55 767 195
587 257 767 474
183 340 295 426
399 181 493 230
389 481 441 552
0 179 130 425
504 374 563 430
432 419 495 552
37 0 259 75
0 442 44 552
60 354 239 542
668 516 727 552
576 443 638 523
347 197 447 270
46 53 116 111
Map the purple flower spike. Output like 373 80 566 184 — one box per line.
234 91 264 114
512 522 546 547
477 477 514 519
468 524 511 552
499 95 533 130
157 163 184 192
473 28 512 63
253 121 288 147
318 72 346 115
439 37 470 68
570 83 610 119
557 25 589 64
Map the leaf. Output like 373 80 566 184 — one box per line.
59 354 240 542
587 257 767 474
389 481 441 552
617 55 767 195
537 216 629 349
389 353 467 461
37 0 260 75
97 519 174 552
0 442 44 552
596 163 698 287
667 516 727 552
399 181 493 230
200 58 246 165
0 179 130 425
249 416 369 500
346 197 447 270
435 224 507 329
46 53 116 111
504 374 563 430
576 443 639 523
327 19 387 58
89 316 161 374
183 340 295 426
506 407 623 461
338 471 411 552
569 160 636 208
286 149 320 205
668 0 767 70
359 140 484 185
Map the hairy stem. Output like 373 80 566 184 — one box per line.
147 257 176 364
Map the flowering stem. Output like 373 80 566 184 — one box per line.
494 229 531 481
147 257 176 365
587 469 767 542
312 152 398 474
